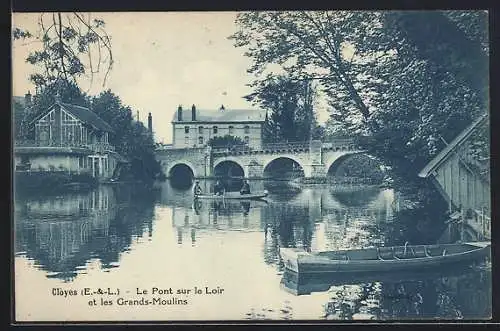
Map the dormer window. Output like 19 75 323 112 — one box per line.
185 126 190 134
244 125 250 134
213 126 218 134
228 126 234 135
198 126 204 134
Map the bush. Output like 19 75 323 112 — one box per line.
208 135 246 148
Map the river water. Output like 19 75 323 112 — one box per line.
14 180 491 321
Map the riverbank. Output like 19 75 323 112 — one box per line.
14 171 98 195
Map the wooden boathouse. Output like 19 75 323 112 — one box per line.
419 113 490 240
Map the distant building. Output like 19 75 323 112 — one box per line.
171 104 267 149
14 92 126 180
419 113 490 238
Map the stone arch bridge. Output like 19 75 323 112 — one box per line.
155 139 366 179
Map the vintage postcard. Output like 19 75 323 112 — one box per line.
12 11 491 322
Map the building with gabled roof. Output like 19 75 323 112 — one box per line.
14 92 126 180
171 104 267 149
418 113 490 239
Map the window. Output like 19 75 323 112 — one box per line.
185 136 189 145
228 126 234 135
199 136 204 145
213 126 218 134
79 156 84 168
61 110 80 145
244 125 250 134
198 126 204 134
185 126 190 134
244 136 250 144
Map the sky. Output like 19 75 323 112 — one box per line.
12 12 272 144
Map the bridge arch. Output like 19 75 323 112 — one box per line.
263 156 306 179
213 158 246 178
326 152 386 184
165 161 197 179
325 151 366 176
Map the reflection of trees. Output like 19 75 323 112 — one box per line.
15 184 155 281
329 187 380 207
377 269 491 320
261 204 314 270
261 204 313 250
379 206 448 246
318 268 491 320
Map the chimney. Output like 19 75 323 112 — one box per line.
148 112 153 134
55 90 62 104
177 105 183 121
25 91 32 107
191 104 196 121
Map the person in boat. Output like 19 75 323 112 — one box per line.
214 180 225 196
193 180 203 196
240 180 251 195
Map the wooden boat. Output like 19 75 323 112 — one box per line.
194 191 268 200
280 241 490 274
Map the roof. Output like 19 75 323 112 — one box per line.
172 107 266 123
30 101 114 133
418 113 489 178
60 102 114 133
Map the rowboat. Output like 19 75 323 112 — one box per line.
194 191 268 200
280 241 490 274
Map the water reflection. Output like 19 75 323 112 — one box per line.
281 265 491 320
14 179 490 320
15 185 155 281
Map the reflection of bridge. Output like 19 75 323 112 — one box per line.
156 139 366 179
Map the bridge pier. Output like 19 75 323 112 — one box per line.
247 161 264 178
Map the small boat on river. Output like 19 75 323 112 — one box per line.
280 241 490 274
194 191 268 201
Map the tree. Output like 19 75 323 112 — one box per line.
246 74 318 143
230 10 488 184
229 11 386 121
91 90 163 182
207 135 246 148
13 12 113 90
90 90 132 156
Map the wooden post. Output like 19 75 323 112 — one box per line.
481 206 485 237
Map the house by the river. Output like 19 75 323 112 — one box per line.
14 92 126 181
418 113 490 239
171 104 267 149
